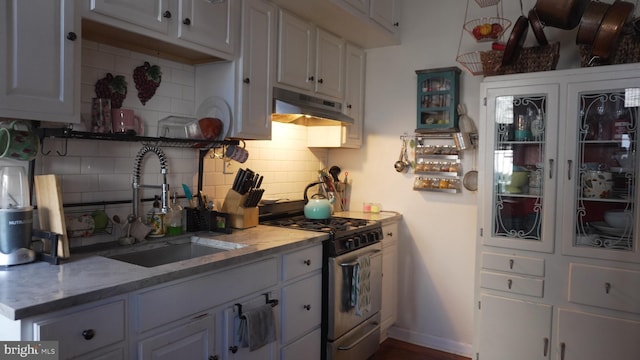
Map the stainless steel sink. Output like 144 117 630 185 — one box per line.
105 237 246 268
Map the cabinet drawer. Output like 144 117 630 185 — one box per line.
281 273 322 344
480 271 544 298
482 252 545 277
569 263 640 314
281 327 321 360
34 300 125 359
282 244 322 281
136 257 278 333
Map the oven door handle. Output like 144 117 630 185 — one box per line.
339 249 381 267
336 321 380 351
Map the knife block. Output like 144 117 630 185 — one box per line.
221 190 258 229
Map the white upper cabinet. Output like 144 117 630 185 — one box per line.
84 0 238 61
277 10 315 92
370 0 398 34
342 0 368 15
342 43 365 147
277 10 344 101
89 0 169 34
177 0 234 54
0 0 80 123
315 29 344 100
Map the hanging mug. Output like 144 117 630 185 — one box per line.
0 121 40 161
225 141 249 163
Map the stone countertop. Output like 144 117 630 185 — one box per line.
0 225 329 321
334 210 402 224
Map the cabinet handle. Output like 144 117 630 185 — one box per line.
163 10 172 19
81 329 95 340
393 22 399 27
567 160 573 180
386 232 393 237
243 78 250 84
229 346 238 354
605 282 611 294
548 159 554 179
303 304 311 311
183 18 191 25
543 337 549 356
318 78 324 84
347 104 352 109
560 342 566 360
509 259 514 270
303 259 311 266
308 76 314 82
66 32 77 41
507 279 513 289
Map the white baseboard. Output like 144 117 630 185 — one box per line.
387 326 473 358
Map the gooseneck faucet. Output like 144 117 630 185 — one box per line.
131 145 170 222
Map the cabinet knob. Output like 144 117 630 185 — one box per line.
386 232 393 237
209 356 219 360
229 346 238 354
346 104 352 109
507 279 513 289
81 329 95 340
66 32 77 41
183 18 191 25
605 282 611 294
308 76 314 82
303 304 311 311
509 259 514 270
303 259 311 266
393 22 399 27
163 10 172 19
243 78 250 84
317 78 324 84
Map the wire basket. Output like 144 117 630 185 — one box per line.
481 42 560 76
475 0 501 7
457 51 484 76
464 17 511 42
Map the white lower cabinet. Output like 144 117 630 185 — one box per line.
280 273 322 344
137 314 215 360
478 294 552 360
33 298 127 360
380 220 398 341
557 308 640 360
222 295 278 360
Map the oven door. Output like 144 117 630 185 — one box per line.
327 242 382 341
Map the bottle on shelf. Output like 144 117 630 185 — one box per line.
147 195 166 237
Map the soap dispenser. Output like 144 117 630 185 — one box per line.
147 195 165 237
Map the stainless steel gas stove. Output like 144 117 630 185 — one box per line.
260 200 383 360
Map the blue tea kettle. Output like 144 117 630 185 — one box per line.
303 182 335 219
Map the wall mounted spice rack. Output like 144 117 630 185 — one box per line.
413 137 463 193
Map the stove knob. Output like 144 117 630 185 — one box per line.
345 238 355 249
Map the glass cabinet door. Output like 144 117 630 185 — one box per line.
563 80 639 261
482 85 559 253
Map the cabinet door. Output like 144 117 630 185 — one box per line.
90 0 169 34
416 68 460 132
342 44 365 148
481 84 559 253
0 0 79 123
277 10 314 92
370 0 397 33
561 79 639 262
341 0 369 15
315 29 344 99
222 295 278 360
178 0 234 54
233 0 275 140
380 221 398 341
137 314 215 360
557 309 640 360
478 294 552 360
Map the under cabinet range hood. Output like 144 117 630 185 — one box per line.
271 87 354 126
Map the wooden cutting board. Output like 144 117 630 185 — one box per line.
34 175 70 259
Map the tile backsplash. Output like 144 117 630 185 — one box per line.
14 40 328 248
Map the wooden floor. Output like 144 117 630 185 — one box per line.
372 338 471 360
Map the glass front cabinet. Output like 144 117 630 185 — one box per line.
482 84 560 253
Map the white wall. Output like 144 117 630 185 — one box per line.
328 0 592 355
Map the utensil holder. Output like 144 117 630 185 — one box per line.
221 190 258 229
